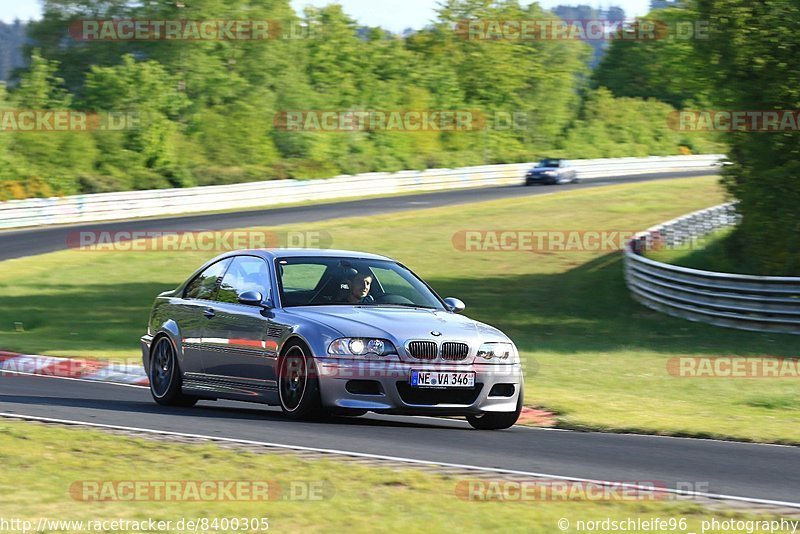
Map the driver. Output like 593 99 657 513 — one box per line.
347 271 374 304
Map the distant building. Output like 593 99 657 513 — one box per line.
0 20 28 82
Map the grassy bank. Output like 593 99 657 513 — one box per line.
0 176 798 443
0 420 783 533
646 228 754 273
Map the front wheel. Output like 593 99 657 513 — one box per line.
466 386 523 430
149 336 198 407
278 340 326 420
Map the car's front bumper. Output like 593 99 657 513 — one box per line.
314 358 522 415
526 174 557 184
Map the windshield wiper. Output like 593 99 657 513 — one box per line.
367 303 439 310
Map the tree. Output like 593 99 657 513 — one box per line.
2 0 722 200
83 55 190 188
427 0 591 161
557 88 722 158
696 0 800 274
6 51 97 197
593 7 711 109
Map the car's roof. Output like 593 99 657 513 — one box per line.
230 248 395 262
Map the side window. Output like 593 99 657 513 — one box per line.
184 259 230 300
217 256 270 304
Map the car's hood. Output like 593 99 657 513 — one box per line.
285 305 508 346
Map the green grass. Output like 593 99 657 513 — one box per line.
0 420 785 533
1 176 798 443
646 227 761 274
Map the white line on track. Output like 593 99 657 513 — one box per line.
1 411 798 510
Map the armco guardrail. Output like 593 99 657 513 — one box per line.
625 203 800 335
0 155 723 230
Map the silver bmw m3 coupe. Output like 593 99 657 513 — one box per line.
141 249 524 430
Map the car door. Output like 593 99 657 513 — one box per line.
177 258 231 375
200 255 278 393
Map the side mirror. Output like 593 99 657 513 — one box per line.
444 297 465 313
238 290 265 307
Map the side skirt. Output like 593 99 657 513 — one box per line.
182 372 279 405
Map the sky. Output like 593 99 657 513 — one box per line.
1 0 651 29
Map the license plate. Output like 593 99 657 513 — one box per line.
410 370 475 388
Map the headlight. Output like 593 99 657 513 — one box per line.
476 342 517 363
328 338 396 357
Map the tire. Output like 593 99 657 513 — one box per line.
278 339 326 420
149 335 198 407
572 175 580 184
466 385 523 430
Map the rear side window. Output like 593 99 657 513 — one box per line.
217 256 270 304
184 259 230 300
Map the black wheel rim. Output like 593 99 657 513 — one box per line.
151 338 174 397
280 347 307 412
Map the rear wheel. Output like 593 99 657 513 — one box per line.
466 386 523 430
149 336 198 407
278 340 326 420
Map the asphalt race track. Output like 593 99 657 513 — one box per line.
1 374 798 506
0 170 713 261
5 168 798 508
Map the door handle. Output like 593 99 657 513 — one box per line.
203 307 216 318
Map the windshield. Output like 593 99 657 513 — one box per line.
536 159 561 167
537 159 562 168
276 257 444 309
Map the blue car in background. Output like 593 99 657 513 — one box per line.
525 158 579 185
